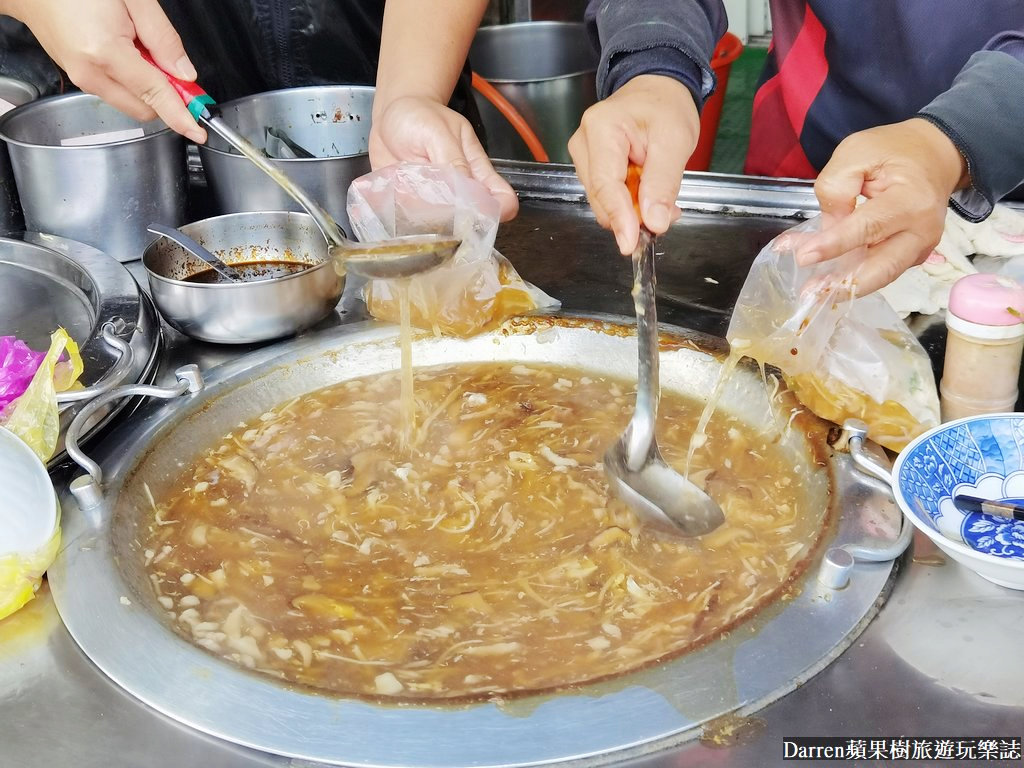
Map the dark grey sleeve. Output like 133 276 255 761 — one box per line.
585 0 728 109
918 44 1024 223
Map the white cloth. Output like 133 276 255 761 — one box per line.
878 204 1024 317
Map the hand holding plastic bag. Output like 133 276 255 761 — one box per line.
727 216 939 451
1 328 83 461
347 164 558 337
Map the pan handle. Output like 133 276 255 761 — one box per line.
57 319 136 405
816 419 914 589
843 418 894 486
66 365 204 511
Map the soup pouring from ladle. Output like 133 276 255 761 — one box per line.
603 169 725 537
138 44 459 281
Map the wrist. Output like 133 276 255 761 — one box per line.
375 0 487 122
909 117 970 192
605 47 705 109
617 75 699 119
371 93 441 124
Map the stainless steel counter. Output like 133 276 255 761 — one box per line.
2 167 1021 767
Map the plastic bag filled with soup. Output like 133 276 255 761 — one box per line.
347 164 558 337
726 215 939 451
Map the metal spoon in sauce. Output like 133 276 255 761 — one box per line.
147 224 245 283
603 170 725 538
137 43 459 281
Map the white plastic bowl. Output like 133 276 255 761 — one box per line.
892 413 1024 589
0 426 60 617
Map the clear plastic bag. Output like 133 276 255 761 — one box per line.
1 329 83 461
347 164 558 337
727 216 940 451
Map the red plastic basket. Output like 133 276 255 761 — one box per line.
686 32 745 172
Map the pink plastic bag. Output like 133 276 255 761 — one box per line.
347 164 558 337
0 337 45 410
1 329 84 460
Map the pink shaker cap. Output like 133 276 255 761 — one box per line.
948 273 1024 326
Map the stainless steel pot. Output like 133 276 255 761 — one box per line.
55 315 906 767
142 211 343 344
198 86 373 237
0 76 39 234
470 22 598 164
0 92 187 263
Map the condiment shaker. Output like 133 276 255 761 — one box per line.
940 273 1024 421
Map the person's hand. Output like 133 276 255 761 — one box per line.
6 0 205 143
796 118 969 294
369 95 518 222
569 75 700 255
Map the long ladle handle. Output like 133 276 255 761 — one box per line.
627 226 659 471
624 164 659 472
134 42 350 248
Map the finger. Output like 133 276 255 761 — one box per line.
104 38 205 142
796 195 904 266
568 127 591 190
849 230 932 296
414 115 474 176
569 127 611 228
125 0 197 80
637 118 694 234
367 131 399 170
72 70 157 123
585 125 637 255
814 147 870 222
459 123 519 221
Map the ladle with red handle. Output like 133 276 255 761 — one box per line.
135 42 460 281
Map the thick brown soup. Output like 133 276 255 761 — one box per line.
184 261 311 284
143 362 826 700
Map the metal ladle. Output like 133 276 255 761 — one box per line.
137 44 459 281
603 225 726 537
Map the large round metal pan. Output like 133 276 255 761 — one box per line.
51 314 901 767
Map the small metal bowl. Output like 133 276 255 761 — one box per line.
142 211 343 344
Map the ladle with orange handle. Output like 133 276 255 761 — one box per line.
602 164 725 537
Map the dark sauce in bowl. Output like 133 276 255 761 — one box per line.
184 261 312 284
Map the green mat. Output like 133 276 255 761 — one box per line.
709 46 768 175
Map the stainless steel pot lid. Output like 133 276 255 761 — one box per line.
50 315 904 767
0 233 160 467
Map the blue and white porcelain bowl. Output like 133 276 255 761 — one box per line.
892 413 1024 590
